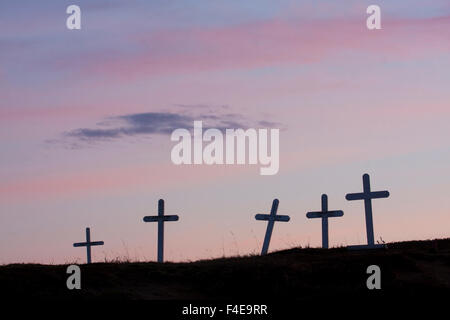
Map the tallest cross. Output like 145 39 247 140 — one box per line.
346 173 389 249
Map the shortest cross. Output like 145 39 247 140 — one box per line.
73 227 104 264
306 194 344 249
143 199 179 263
255 199 290 255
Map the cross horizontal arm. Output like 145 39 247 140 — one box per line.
346 191 389 200
90 241 104 246
255 214 270 220
369 191 390 198
255 214 290 222
73 241 104 247
306 211 322 219
143 215 179 222
306 210 344 219
73 242 87 247
345 192 365 201
327 210 344 217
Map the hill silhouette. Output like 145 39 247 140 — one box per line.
1 238 449 301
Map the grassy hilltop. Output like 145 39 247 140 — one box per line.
1 238 449 300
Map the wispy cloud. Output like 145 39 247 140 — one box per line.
68 15 450 82
66 113 194 140
51 106 282 147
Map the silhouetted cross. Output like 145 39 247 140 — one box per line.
255 199 290 255
73 227 104 264
346 173 389 247
143 199 179 263
306 194 344 249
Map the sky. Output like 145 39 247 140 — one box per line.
0 0 449 264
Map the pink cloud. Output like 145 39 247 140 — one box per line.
2 15 449 124
0 162 259 202
80 15 450 79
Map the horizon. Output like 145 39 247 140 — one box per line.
1 0 450 264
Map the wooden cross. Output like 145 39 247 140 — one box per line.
306 194 344 249
255 199 290 255
143 199 179 263
73 227 104 264
346 173 389 249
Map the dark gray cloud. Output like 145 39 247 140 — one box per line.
258 120 282 128
54 108 281 147
65 112 195 141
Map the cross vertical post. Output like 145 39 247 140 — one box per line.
261 199 278 255
158 199 164 263
86 227 91 264
306 194 344 249
255 199 290 255
321 194 328 248
362 174 374 245
143 199 179 263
